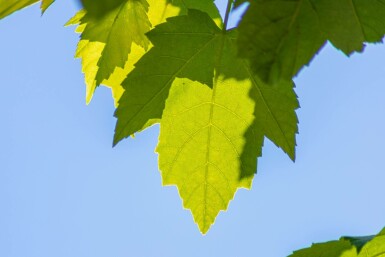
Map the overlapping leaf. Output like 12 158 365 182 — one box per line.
238 0 385 84
114 10 222 142
80 0 126 18
66 9 146 106
234 0 248 8
115 9 298 233
0 0 54 19
1 0 383 236
289 227 385 257
67 0 221 105
80 0 151 86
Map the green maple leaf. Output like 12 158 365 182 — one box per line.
157 77 264 234
79 0 151 86
342 235 376 253
356 228 385 257
67 0 221 105
0 0 54 19
289 240 357 257
80 0 126 18
289 227 385 257
238 0 385 84
115 9 298 232
114 10 222 142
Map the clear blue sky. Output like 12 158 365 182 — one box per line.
1 1 385 257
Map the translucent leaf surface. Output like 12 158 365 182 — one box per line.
114 10 222 142
80 0 126 18
67 0 221 105
0 0 54 19
157 77 264 234
80 0 151 86
115 10 298 233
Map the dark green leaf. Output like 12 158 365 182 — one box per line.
238 0 385 84
80 0 126 19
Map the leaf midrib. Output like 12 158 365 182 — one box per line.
243 60 294 159
95 1 128 84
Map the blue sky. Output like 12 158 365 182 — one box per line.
1 1 385 257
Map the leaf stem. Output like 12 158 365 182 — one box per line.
223 0 234 32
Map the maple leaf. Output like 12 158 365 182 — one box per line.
67 0 221 105
79 0 151 86
356 228 385 257
289 227 385 257
113 10 222 142
66 9 146 106
80 0 126 18
0 0 54 19
157 77 264 234
115 9 298 232
66 0 151 105
238 0 385 84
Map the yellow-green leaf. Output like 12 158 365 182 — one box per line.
40 0 54 13
0 0 55 19
157 77 264 234
357 228 385 257
0 0 38 19
67 0 221 105
80 0 151 86
115 10 298 233
114 9 223 144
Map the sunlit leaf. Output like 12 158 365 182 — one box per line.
67 0 221 105
115 10 297 232
0 0 55 19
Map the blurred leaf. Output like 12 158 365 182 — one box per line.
238 0 385 84
0 0 55 19
80 0 126 19
0 0 37 19
41 0 54 13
